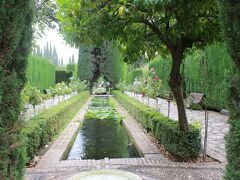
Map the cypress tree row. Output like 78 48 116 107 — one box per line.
78 42 127 91
101 41 127 87
219 0 240 179
0 1 34 179
78 44 101 94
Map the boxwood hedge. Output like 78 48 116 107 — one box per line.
113 90 201 161
22 91 89 161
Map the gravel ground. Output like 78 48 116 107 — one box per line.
21 93 76 120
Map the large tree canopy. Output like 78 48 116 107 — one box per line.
57 0 220 132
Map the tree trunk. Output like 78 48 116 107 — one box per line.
168 44 189 132
89 83 93 95
33 105 36 116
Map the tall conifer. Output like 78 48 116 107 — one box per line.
0 1 34 178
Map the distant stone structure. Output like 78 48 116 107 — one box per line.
186 93 205 109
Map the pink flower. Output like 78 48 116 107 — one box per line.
154 76 159 80
150 67 154 71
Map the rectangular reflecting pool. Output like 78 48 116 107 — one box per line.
66 96 141 160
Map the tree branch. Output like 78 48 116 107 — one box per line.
140 18 166 44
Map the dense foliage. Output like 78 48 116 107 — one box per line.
26 55 56 91
126 69 143 84
149 43 232 110
85 97 119 120
101 42 127 87
78 42 127 90
113 91 201 161
57 0 220 132
0 1 34 179
66 63 77 77
184 43 232 110
55 70 73 84
219 0 240 179
22 91 90 161
33 42 60 66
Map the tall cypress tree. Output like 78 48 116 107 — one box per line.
100 41 126 88
219 0 240 179
0 1 34 179
78 45 102 94
52 46 58 66
49 42 53 62
46 41 50 59
72 55 75 64
36 46 41 56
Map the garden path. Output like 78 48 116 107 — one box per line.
21 93 76 120
26 95 224 180
125 92 229 163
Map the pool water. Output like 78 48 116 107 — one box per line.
67 96 141 160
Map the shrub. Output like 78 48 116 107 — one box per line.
69 80 87 93
22 91 89 161
113 90 201 161
126 69 142 84
55 70 73 84
27 86 43 115
0 1 34 179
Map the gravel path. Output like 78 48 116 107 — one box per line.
21 93 76 120
125 92 229 163
25 95 224 180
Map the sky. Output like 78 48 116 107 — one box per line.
36 28 79 65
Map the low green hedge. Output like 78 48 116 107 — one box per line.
22 91 89 161
113 90 201 161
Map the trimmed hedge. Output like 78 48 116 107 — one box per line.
113 90 201 161
26 55 56 91
22 91 89 160
55 70 73 84
149 43 232 110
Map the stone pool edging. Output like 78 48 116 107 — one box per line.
30 96 93 169
112 97 168 162
26 95 224 179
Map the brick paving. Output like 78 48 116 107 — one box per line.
25 95 224 180
125 92 229 163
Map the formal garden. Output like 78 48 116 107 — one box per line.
0 1 240 180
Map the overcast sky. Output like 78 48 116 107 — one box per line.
36 28 79 65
